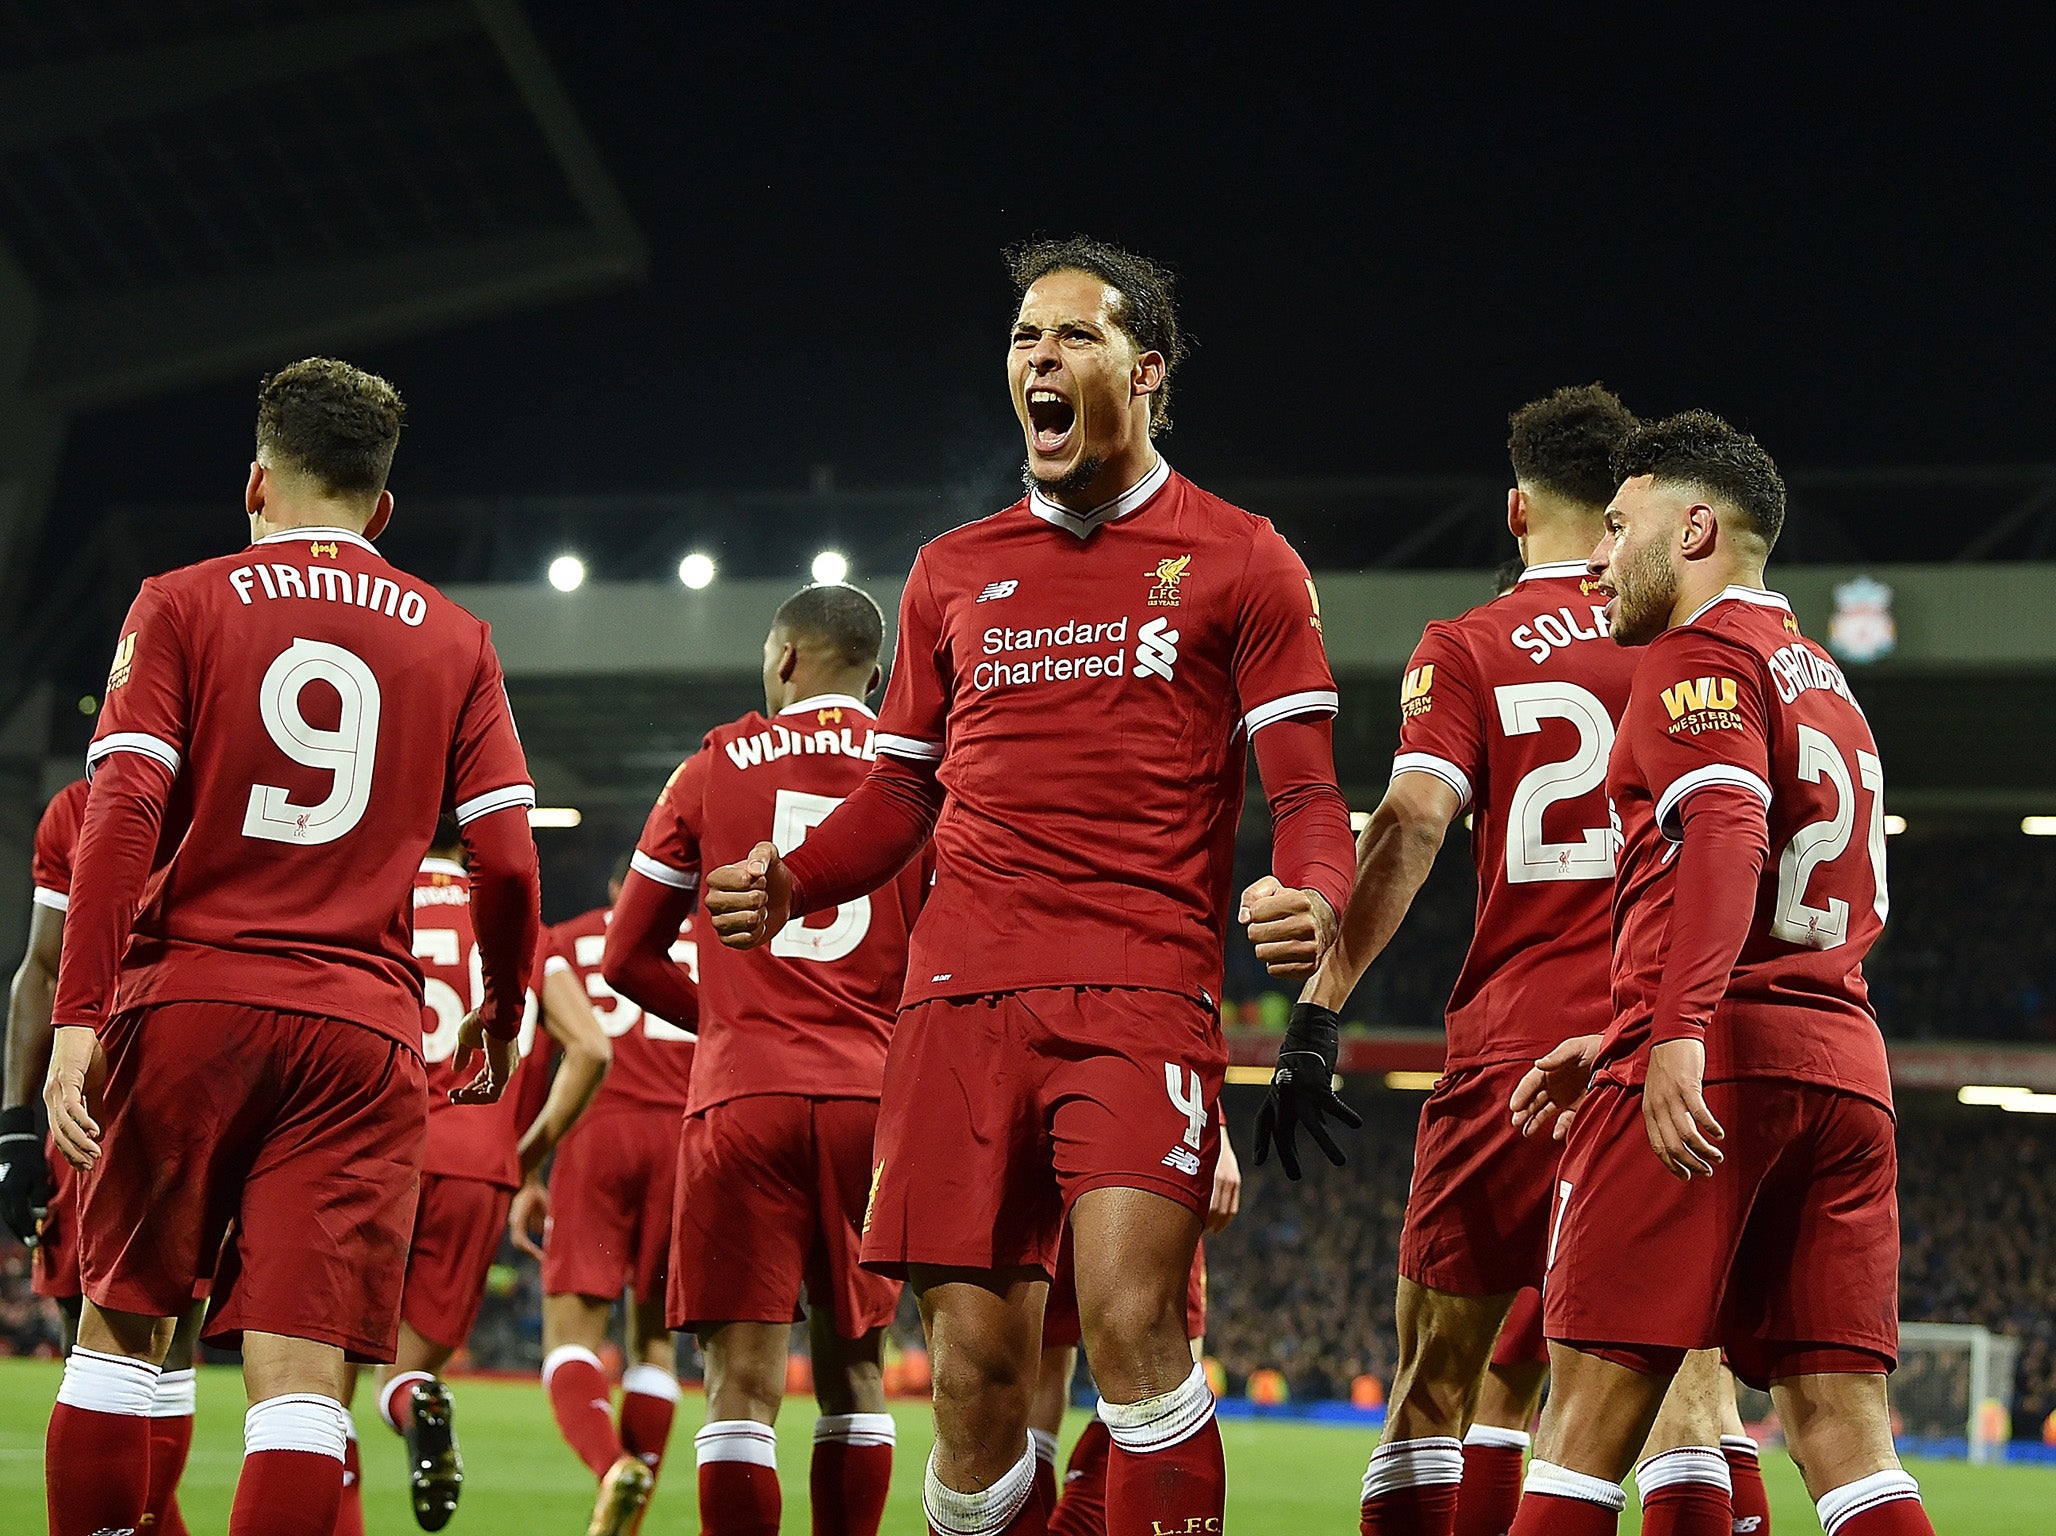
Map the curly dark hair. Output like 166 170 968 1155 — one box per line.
256 357 405 500
1612 409 1786 549
1507 383 1638 507
1005 235 1186 435
775 581 885 672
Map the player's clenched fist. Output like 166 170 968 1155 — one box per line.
1239 876 1337 979
705 841 794 949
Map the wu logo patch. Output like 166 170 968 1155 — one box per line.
107 631 137 689
1148 554 1192 607
1402 665 1433 702
1305 578 1323 633
1135 617 1180 680
1661 676 1738 719
976 580 1018 602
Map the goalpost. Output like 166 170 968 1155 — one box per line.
1894 1323 2019 1463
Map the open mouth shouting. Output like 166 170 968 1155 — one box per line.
1025 385 1077 458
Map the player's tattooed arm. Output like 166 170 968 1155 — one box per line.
1302 772 1459 1011
516 966 612 1180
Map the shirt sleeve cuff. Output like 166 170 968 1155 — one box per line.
875 731 944 762
1653 766 1772 841
31 887 69 912
630 850 699 890
1390 752 1474 813
1243 689 1341 735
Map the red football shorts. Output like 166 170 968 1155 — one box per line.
1491 1286 1548 1369
1398 1061 1561 1296
543 1104 681 1306
668 1093 900 1340
80 1001 427 1362
862 987 1227 1278
32 1146 79 1301
1042 1227 1207 1349
401 1173 515 1352
1543 1076 1900 1388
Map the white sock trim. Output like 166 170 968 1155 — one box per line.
1028 1427 1058 1465
150 1367 198 1419
1636 1445 1732 1500
1721 1434 1761 1458
816 1412 897 1449
697 1419 779 1469
56 1347 161 1417
1818 1469 1920 1535
245 1393 350 1462
377 1371 433 1433
1462 1423 1531 1451
1098 1363 1216 1454
541 1344 605 1388
1525 1459 1628 1512
621 1363 682 1402
924 1437 1037 1536
1361 1436 1465 1502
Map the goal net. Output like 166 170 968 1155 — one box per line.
1892 1323 2019 1462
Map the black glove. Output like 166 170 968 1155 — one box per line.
1252 1003 1364 1180
0 1103 52 1248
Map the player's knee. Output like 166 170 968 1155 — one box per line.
1079 1282 1188 1402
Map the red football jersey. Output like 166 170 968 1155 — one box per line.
636 694 927 1112
1392 563 1640 1068
1600 587 1891 1107
873 462 1337 1007
30 780 88 914
414 858 554 1187
67 526 535 1048
549 905 697 1114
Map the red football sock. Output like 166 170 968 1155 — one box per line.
46 1347 158 1536
230 1452 345 1536
922 1439 1046 1535
699 1419 782 1536
1637 1447 1731 1536
145 1402 196 1536
543 1346 625 1480
1722 1436 1770 1536
620 1363 682 1477
1048 1417 1111 1536
334 1431 366 1536
1456 1427 1529 1536
1100 1367 1224 1536
1507 1461 1624 1536
1029 1428 1059 1519
376 1370 431 1436
812 1413 896 1536
231 1394 351 1536
1817 1471 1933 1536
1361 1435 1465 1535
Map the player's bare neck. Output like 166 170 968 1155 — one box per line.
253 500 373 538
1039 440 1160 514
1669 557 1769 629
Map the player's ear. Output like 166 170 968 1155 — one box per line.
1679 502 1720 562
1131 348 1166 403
778 642 800 684
1506 487 1527 540
245 461 265 516
866 663 883 698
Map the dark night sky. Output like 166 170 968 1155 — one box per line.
52 14 2056 532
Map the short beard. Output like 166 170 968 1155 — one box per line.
1610 536 1679 646
1022 454 1105 503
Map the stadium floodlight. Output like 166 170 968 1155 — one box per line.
1350 810 1372 833
1958 1085 2036 1108
2003 1092 2056 1114
678 552 716 589
1383 1071 1440 1091
1883 814 1908 835
528 807 583 829
2022 816 2056 836
547 554 586 592
812 550 849 585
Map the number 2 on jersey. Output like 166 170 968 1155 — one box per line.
243 637 381 845
1495 682 1616 884
770 788 872 962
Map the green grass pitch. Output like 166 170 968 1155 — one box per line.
1 1358 2049 1532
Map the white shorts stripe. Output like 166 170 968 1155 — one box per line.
454 783 536 825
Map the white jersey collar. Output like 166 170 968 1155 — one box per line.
420 857 467 878
779 693 876 719
1516 560 1591 583
1684 585 1792 626
1027 456 1172 539
252 526 380 556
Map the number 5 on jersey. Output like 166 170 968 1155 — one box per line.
770 788 872 962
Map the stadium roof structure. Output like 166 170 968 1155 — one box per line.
0 0 645 639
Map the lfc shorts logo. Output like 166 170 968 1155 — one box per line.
863 1160 885 1235
1151 1520 1223 1534
1148 554 1192 607
107 630 137 689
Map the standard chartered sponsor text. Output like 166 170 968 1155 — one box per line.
976 616 1130 692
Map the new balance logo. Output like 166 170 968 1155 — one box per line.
976 580 1019 602
1136 616 1180 680
1734 1520 1764 1534
1161 1146 1202 1176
